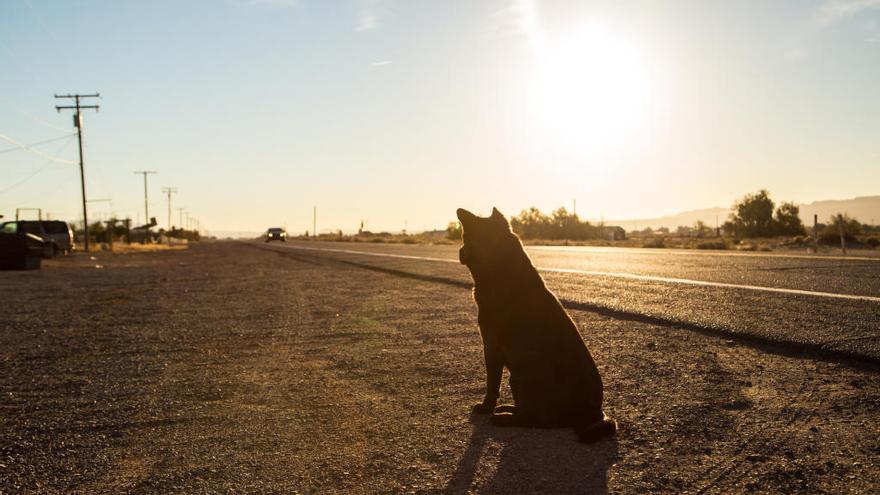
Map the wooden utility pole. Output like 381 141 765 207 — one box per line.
133 171 157 222
55 93 100 252
134 171 157 244
105 219 116 249
161 187 177 230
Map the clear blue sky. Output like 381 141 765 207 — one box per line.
2 0 879 234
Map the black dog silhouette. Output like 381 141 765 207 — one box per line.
457 207 616 442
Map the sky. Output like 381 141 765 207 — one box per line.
1 0 879 235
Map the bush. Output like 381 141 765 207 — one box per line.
696 240 727 250
642 238 666 248
818 214 862 245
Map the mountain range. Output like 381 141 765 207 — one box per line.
611 196 880 231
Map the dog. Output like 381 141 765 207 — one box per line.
457 207 616 443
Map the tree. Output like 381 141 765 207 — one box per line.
510 206 600 240
510 207 551 239
728 189 776 237
774 202 805 236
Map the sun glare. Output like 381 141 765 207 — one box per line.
530 24 656 158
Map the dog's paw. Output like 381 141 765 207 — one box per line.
471 402 495 414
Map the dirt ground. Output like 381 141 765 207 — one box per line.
1 242 879 494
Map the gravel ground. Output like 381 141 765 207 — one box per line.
1 241 879 493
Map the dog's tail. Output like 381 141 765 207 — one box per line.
575 413 617 443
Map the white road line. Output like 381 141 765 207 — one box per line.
273 244 880 304
540 267 880 303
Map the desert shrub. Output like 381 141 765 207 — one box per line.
696 240 727 250
818 214 862 245
642 238 666 248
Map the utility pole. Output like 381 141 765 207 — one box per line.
177 208 185 231
55 93 100 252
313 206 317 237
161 187 177 230
133 171 157 226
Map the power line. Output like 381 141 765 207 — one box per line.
0 134 76 194
0 132 77 164
0 133 76 154
0 96 71 133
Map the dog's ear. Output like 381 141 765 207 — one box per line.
457 208 478 226
490 207 508 225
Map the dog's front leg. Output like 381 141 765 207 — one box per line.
473 345 503 414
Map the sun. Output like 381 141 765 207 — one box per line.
529 23 656 158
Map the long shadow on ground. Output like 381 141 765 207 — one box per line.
446 414 618 493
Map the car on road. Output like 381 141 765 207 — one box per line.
0 220 74 256
265 227 287 242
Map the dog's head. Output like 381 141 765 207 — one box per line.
456 207 521 276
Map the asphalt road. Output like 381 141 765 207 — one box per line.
261 240 880 363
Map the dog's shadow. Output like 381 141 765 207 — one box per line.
445 414 619 494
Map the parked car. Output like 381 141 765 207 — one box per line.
0 220 74 256
0 222 45 270
265 227 287 242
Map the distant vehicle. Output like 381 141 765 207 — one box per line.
265 227 287 242
0 223 45 269
0 221 74 256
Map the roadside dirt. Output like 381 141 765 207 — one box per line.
1 242 878 493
